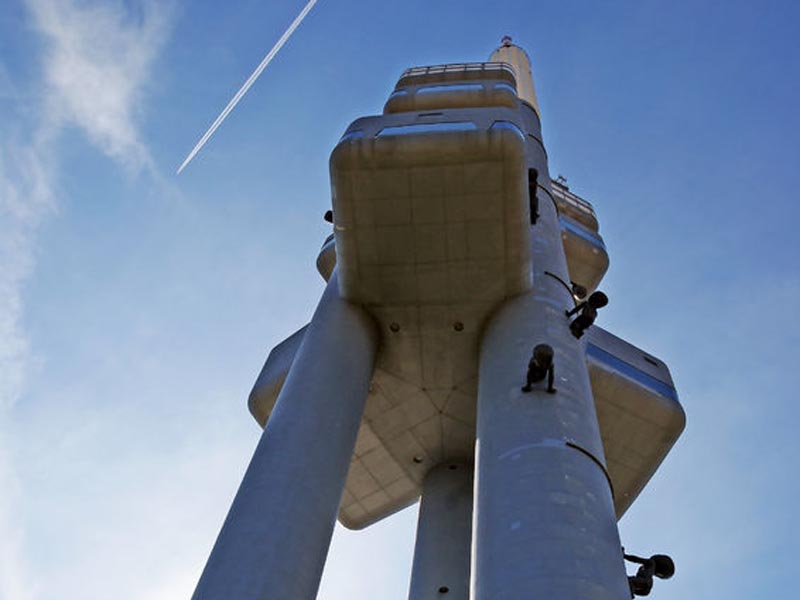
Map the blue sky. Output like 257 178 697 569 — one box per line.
1 1 799 598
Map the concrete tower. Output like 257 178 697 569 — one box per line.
191 40 685 600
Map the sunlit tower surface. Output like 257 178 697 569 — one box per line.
192 39 685 600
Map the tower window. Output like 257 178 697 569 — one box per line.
417 83 483 94
377 122 477 137
528 169 539 225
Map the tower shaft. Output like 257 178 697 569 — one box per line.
192 273 378 600
408 462 473 600
474 208 627 599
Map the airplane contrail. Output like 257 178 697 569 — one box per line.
177 0 319 174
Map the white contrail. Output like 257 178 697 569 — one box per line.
177 0 319 174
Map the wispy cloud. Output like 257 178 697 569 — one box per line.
0 136 52 600
0 61 20 101
0 1 172 597
27 0 171 170
0 146 52 408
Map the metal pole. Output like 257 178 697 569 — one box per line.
192 271 379 600
472 167 630 597
408 462 473 600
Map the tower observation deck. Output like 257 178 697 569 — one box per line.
192 40 685 600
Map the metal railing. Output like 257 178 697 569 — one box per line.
399 62 517 86
550 179 598 225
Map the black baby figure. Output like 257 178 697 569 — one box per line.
566 291 608 339
521 344 556 394
623 551 675 597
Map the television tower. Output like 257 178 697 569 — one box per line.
191 38 685 599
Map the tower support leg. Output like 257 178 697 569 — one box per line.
192 272 378 600
472 292 630 599
408 462 473 600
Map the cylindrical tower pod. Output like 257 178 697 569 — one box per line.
408 463 473 600
472 53 630 596
192 271 379 600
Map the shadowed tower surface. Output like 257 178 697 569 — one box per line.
191 39 685 600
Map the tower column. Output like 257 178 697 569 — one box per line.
408 462 473 600
472 287 631 599
192 271 379 600
472 98 630 596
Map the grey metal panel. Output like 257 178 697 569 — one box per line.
560 214 609 292
586 327 685 516
586 326 676 388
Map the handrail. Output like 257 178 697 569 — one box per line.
550 181 597 218
398 62 517 87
